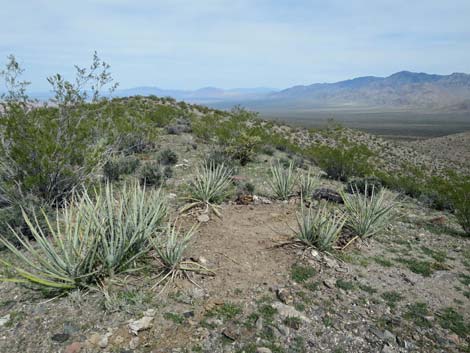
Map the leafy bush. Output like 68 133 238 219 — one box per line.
140 161 165 187
114 132 154 155
340 185 397 238
158 149 178 166
309 144 374 181
0 53 117 204
268 162 296 200
295 204 346 251
0 183 167 289
438 172 470 235
103 156 140 181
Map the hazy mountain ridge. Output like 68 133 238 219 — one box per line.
266 71 470 111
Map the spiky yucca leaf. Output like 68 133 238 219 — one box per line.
340 184 396 238
153 222 196 270
299 169 320 199
93 182 168 275
0 196 100 289
181 162 232 216
295 204 345 251
269 162 296 200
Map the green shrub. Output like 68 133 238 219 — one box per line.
158 149 178 166
309 144 373 181
295 204 345 251
140 162 165 187
438 172 470 235
340 185 397 238
0 53 117 204
103 156 140 181
268 162 296 200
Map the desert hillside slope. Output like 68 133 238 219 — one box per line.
0 96 469 353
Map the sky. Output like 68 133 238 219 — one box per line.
1 0 470 91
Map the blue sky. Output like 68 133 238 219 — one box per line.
1 0 470 91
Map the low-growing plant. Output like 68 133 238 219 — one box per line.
103 155 140 181
152 222 212 290
93 183 167 275
0 182 167 290
181 162 232 216
295 204 346 251
140 161 165 187
158 149 178 166
340 185 396 238
269 162 296 200
299 169 320 199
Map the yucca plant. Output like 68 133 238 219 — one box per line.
295 203 346 251
269 162 296 200
299 169 320 199
0 196 100 289
181 162 232 216
93 182 167 275
151 221 212 290
340 184 396 238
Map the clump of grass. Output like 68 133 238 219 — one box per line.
437 307 469 337
268 161 296 200
182 162 232 216
372 256 393 267
207 303 242 320
404 302 431 328
295 204 346 251
421 246 447 263
395 257 446 277
336 279 355 291
291 264 316 283
340 185 397 238
151 222 212 290
163 312 185 324
381 291 404 309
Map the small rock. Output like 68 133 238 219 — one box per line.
98 335 108 349
271 302 311 323
51 333 70 343
197 214 210 223
323 278 336 289
256 348 273 353
129 316 154 335
197 256 208 265
381 344 395 353
324 256 338 268
113 335 125 345
65 342 82 353
310 249 320 259
129 336 140 349
255 317 264 331
383 330 396 343
87 333 102 347
276 288 293 305
222 325 240 341
0 314 10 327
144 308 157 317
183 311 195 318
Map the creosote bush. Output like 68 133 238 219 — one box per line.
158 149 178 166
103 155 140 181
340 184 397 238
295 203 346 251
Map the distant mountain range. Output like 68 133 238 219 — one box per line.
27 71 470 112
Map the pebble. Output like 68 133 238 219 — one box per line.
256 348 273 353
0 315 10 327
129 336 140 349
65 342 82 353
323 278 336 289
129 316 154 335
197 214 210 223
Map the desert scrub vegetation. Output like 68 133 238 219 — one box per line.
308 143 374 181
0 183 167 289
340 185 397 239
295 204 346 251
268 161 297 200
151 222 212 290
299 168 320 199
182 162 232 216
